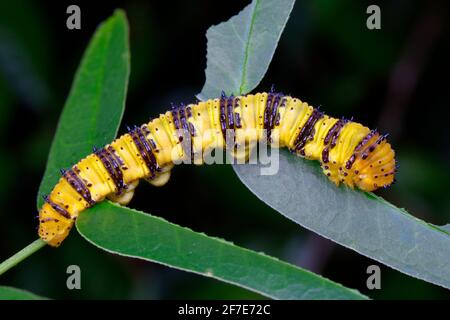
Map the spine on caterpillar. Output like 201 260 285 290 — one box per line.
38 91 396 247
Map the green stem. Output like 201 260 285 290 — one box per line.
0 239 47 276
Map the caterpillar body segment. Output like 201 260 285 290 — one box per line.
38 91 396 247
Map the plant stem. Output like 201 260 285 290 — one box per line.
0 239 47 276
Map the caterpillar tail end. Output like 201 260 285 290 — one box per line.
37 205 75 247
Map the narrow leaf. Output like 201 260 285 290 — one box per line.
0 286 47 300
233 149 450 289
194 0 367 297
76 201 367 300
197 0 295 100
37 10 130 209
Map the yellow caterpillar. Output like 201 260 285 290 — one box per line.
38 91 396 247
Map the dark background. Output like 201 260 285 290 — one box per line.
1 0 449 299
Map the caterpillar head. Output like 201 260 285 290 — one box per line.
352 140 397 192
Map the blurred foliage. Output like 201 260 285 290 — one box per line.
0 0 449 299
0 286 47 299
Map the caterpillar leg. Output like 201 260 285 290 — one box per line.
228 143 257 163
229 127 259 163
229 146 250 163
107 180 139 205
145 164 173 187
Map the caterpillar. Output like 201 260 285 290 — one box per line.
38 91 397 247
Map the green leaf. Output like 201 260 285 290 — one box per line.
76 201 367 300
37 9 130 209
0 286 48 300
197 0 295 100
233 149 450 289
30 3 365 300
194 0 367 297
